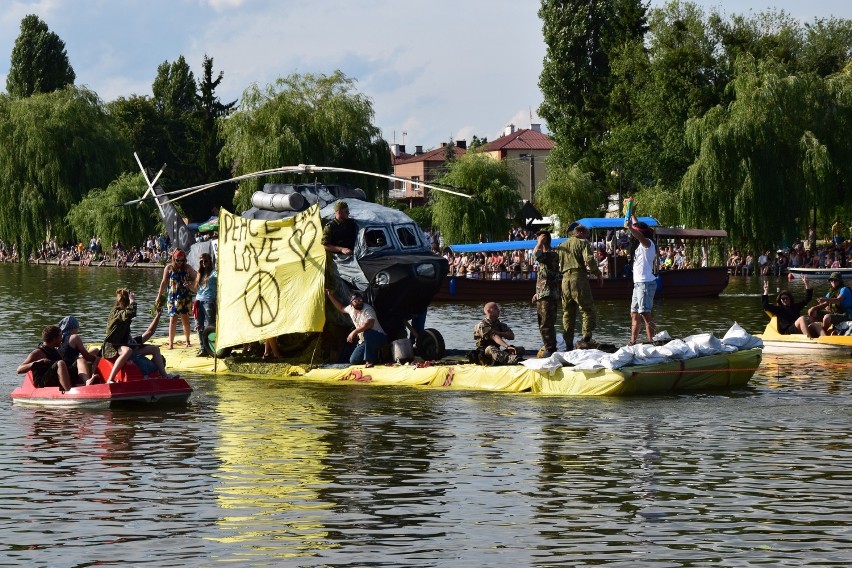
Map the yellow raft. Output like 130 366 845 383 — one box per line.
155 339 762 396
758 317 852 355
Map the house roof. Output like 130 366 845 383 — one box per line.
395 145 466 165
392 152 413 165
484 128 555 152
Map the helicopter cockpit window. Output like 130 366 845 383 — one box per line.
365 228 391 250
396 225 420 248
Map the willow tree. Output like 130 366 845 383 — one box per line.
534 146 604 231
219 70 390 211
430 153 521 245
0 87 127 254
67 173 161 247
681 56 848 248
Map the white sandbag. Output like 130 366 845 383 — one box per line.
721 322 763 349
251 191 306 212
683 333 724 356
630 343 673 366
653 330 672 342
600 347 636 370
660 339 695 360
522 355 563 376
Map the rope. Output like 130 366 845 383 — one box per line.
630 367 761 376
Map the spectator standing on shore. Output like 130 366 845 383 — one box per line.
832 218 844 246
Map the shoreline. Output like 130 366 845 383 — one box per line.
9 259 166 270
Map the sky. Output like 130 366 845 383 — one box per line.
1 0 850 153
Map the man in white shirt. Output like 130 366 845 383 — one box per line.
627 215 657 345
326 289 387 368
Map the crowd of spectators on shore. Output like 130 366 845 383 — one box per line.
1 235 166 266
441 226 705 281
0 230 222 267
731 240 852 277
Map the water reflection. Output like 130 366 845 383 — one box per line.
208 378 332 558
2 267 852 564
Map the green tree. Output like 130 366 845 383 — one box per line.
107 95 169 170
538 0 648 171
534 146 606 230
468 135 489 150
681 56 850 248
152 55 198 117
151 56 208 217
196 55 237 213
67 173 161 248
405 205 432 232
801 18 852 77
6 14 75 98
430 153 521 244
219 71 390 212
607 1 722 194
0 87 128 254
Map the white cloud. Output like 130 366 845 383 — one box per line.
204 0 247 11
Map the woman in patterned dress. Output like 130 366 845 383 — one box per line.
155 249 198 349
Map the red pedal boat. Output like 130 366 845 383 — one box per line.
10 358 192 409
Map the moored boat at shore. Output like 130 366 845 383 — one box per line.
435 217 729 302
786 267 852 280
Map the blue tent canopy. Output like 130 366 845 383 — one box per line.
575 217 658 229
449 238 568 253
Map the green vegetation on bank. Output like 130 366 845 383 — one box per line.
537 0 852 249
2 4 852 256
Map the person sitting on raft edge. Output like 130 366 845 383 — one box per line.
470 302 525 365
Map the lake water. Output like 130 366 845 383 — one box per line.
1 264 851 566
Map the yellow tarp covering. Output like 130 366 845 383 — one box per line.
156 339 762 396
216 206 326 349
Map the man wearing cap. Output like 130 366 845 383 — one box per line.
326 289 387 367
807 272 852 335
557 224 603 350
626 213 658 345
532 229 560 356
322 201 357 255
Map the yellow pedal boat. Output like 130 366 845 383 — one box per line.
758 317 852 355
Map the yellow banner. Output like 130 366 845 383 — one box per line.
216 206 326 349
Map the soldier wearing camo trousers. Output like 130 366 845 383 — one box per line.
532 229 560 357
557 224 603 350
472 302 524 365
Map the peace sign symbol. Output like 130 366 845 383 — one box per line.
243 270 280 327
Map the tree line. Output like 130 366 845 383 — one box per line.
535 0 852 250
0 15 390 256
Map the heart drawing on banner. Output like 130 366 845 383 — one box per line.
288 221 318 270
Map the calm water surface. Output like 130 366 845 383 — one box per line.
1 264 851 566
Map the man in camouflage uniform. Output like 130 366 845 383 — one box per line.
472 302 524 365
557 224 603 350
532 229 560 357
